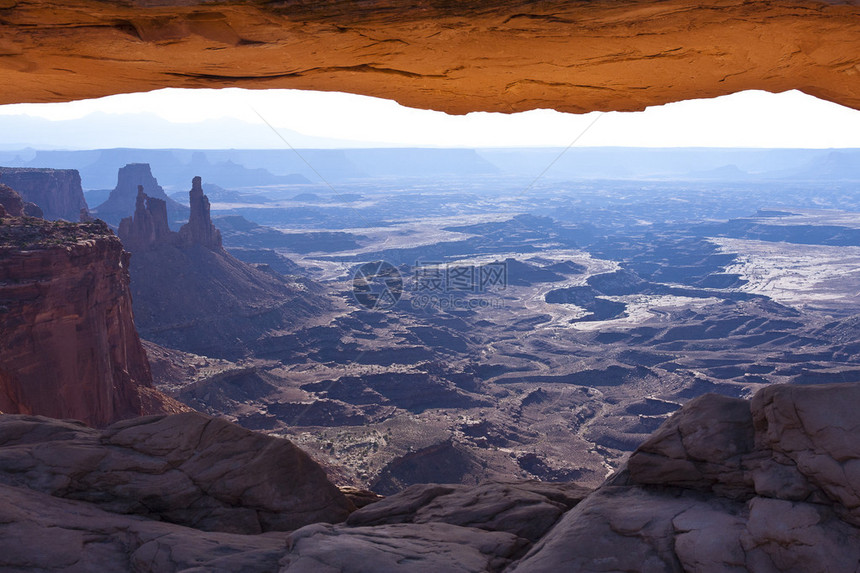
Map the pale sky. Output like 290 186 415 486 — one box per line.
0 88 858 148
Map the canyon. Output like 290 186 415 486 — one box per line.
0 0 859 570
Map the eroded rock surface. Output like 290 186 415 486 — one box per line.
347 480 589 542
0 412 354 534
0 182 43 218
0 481 290 573
3 383 860 571
281 522 529 573
178 175 222 250
511 382 860 572
0 1 858 114
0 216 181 427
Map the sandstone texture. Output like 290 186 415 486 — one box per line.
0 167 87 221
0 0 858 114
510 382 860 572
0 216 181 427
3 383 860 571
118 177 329 359
0 412 354 534
95 163 188 228
0 481 290 573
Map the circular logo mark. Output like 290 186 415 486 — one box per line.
352 261 403 310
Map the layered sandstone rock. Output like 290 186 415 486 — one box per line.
0 167 87 221
95 163 188 228
0 0 858 114
0 215 182 427
119 177 328 359
2 380 860 571
509 382 860 572
0 412 354 533
0 412 355 572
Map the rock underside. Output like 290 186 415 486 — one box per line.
0 0 858 114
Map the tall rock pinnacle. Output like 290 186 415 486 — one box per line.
117 186 174 251
179 176 222 250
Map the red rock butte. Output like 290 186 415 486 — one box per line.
0 0 858 114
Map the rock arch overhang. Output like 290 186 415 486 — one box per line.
0 0 858 113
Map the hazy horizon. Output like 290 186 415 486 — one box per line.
1 88 859 150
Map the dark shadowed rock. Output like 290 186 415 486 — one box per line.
0 412 354 534
94 163 188 227
179 175 222 249
627 392 756 499
0 167 86 221
280 522 529 573
0 182 42 218
0 481 290 572
118 185 176 252
118 177 328 359
0 183 25 216
348 480 589 542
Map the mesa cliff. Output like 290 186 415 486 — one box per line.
0 167 88 221
119 177 327 359
94 163 188 228
0 201 185 427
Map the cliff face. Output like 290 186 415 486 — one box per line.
0 168 87 221
94 163 188 228
118 177 327 359
0 183 42 218
0 216 183 427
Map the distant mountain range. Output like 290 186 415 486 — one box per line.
0 147 857 193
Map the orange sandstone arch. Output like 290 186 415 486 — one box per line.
0 0 858 113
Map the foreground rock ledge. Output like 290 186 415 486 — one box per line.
0 412 354 535
3 382 860 571
1 0 858 112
